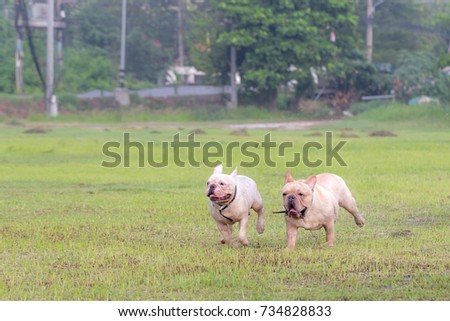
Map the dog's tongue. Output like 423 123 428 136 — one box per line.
288 208 299 216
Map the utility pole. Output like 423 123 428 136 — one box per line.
366 0 384 63
57 0 65 68
228 20 238 109
115 0 130 106
119 0 126 88
366 0 373 62
15 0 24 95
15 35 23 95
229 45 238 109
46 0 57 116
177 2 184 67
15 0 69 114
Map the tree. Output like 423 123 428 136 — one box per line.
0 15 16 93
70 0 177 86
356 0 449 65
0 10 44 95
394 51 450 103
190 0 359 110
188 1 231 86
58 48 115 93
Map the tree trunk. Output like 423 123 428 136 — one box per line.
270 90 277 111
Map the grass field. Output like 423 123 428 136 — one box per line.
0 104 449 300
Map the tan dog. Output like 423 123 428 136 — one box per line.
282 172 365 250
206 164 265 246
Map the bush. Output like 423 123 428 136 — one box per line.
129 93 145 106
326 52 393 98
276 93 290 110
58 48 115 93
58 93 80 112
394 52 450 103
298 100 331 118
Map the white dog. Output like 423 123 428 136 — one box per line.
205 164 265 246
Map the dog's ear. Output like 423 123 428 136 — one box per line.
213 163 223 174
230 167 238 177
305 175 317 190
285 171 294 183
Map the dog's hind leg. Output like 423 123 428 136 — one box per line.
341 196 365 227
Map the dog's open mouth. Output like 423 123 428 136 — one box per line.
288 208 299 216
208 192 231 202
287 207 306 219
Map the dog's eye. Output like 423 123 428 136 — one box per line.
206 182 210 186
219 181 225 186
298 193 304 196
282 193 287 197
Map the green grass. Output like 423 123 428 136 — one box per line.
0 104 449 300
20 105 313 124
4 103 333 124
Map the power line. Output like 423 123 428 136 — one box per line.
18 0 46 92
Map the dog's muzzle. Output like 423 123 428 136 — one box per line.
207 185 232 202
284 196 307 219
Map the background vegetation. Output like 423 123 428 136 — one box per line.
0 0 448 108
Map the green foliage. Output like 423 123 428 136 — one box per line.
437 54 450 69
188 4 230 85
356 0 447 65
349 100 391 115
276 93 290 110
394 52 450 103
69 0 176 87
125 2 175 82
200 0 360 109
75 0 120 57
326 52 394 99
58 93 81 112
58 48 115 93
0 16 15 94
0 0 447 105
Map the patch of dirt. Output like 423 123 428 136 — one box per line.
229 128 249 136
390 230 413 238
23 127 50 134
225 120 334 131
0 98 45 118
1 119 336 132
189 128 207 135
370 130 397 137
305 132 323 137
